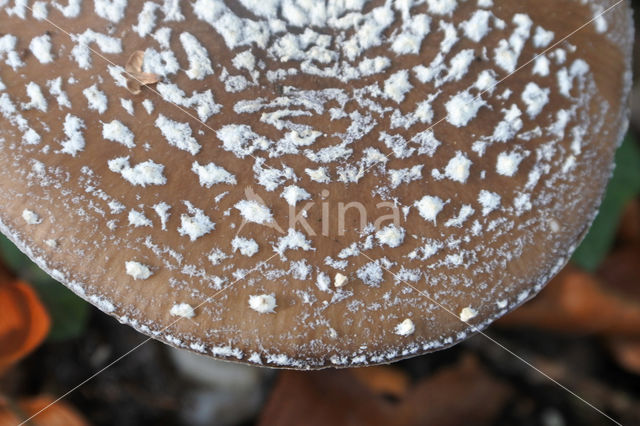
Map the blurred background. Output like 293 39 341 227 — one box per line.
2 5 640 426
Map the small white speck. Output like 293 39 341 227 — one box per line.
415 195 445 223
444 151 472 183
22 209 42 225
496 151 525 177
249 294 277 314
334 273 348 288
394 318 415 336
459 306 478 322
375 224 405 248
125 261 153 280
170 303 195 318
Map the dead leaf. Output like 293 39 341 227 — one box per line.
0 281 50 374
0 395 88 426
618 199 640 244
400 355 511 426
124 51 160 95
258 369 397 426
597 245 640 301
350 365 410 399
258 356 510 426
498 265 640 337
608 337 640 375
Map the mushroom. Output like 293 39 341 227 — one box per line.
0 1 632 368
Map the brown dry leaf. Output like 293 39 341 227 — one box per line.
258 369 397 426
124 51 160 95
350 365 410 399
608 337 640 375
0 281 50 373
0 395 88 426
597 245 640 302
618 199 640 244
498 264 640 337
258 356 510 426
400 355 511 426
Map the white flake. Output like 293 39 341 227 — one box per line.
125 261 153 280
53 0 82 18
83 84 108 114
155 114 201 155
445 91 485 127
102 120 135 148
29 34 54 64
521 82 549 119
496 151 525 177
274 228 313 257
459 306 478 322
533 26 554 48
415 196 444 223
32 1 48 20
178 202 215 241
305 167 330 183
59 114 85 156
120 98 134 115
170 303 195 318
108 157 167 186
384 70 412 103
192 162 237 187
249 294 277 314
444 152 472 183
180 32 214 80
478 190 501 215
231 236 259 257
394 319 415 336
334 272 348 288
426 0 457 15
71 30 122 69
22 82 48 112
128 209 152 227
460 10 491 42
153 202 171 230
235 200 273 225
445 205 475 227
22 209 42 225
375 224 405 248
94 0 127 23
281 185 311 206
133 2 159 37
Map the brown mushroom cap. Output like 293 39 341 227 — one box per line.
0 0 633 368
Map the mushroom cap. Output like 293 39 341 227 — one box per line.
0 0 633 368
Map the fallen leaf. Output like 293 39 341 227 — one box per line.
498 265 640 337
258 369 397 426
597 245 640 301
608 337 640 375
618 199 640 244
0 395 87 426
350 365 410 399
124 50 160 95
258 356 510 426
0 281 50 373
0 235 89 342
400 355 511 426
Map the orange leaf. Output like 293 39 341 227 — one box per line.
498 265 640 337
0 395 87 426
350 365 410 399
0 281 50 373
608 337 640 375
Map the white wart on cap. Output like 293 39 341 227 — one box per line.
0 0 632 369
